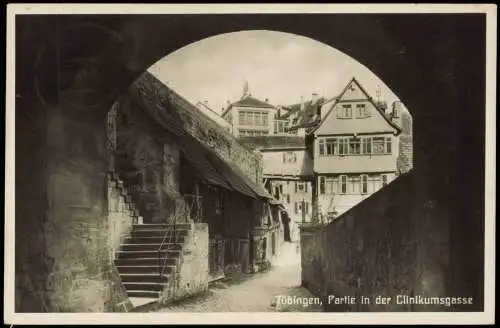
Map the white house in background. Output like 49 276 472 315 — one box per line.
295 77 403 219
196 101 233 133
221 83 304 138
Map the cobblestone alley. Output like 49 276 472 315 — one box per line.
151 242 324 312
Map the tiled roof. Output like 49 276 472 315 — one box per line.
129 72 272 201
279 98 326 119
179 135 232 191
284 98 333 131
231 96 275 109
226 160 273 199
203 149 258 199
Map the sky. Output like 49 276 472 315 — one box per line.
148 30 404 114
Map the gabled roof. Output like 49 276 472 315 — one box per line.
221 95 275 117
232 95 275 109
309 77 402 135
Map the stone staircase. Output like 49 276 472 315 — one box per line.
115 223 191 300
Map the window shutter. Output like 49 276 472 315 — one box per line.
295 182 298 193
319 176 325 194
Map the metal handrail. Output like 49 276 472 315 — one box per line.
157 204 177 277
156 195 202 277
157 229 172 276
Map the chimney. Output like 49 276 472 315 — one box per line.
392 101 401 118
311 93 319 104
300 96 305 110
265 98 269 103
316 103 322 120
204 100 209 107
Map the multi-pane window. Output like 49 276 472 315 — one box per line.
274 120 290 135
239 111 269 127
319 138 338 156
318 174 390 195
247 112 254 126
339 138 349 155
326 177 338 194
326 138 337 155
255 112 262 126
355 104 370 118
318 139 325 155
295 181 308 193
285 194 290 204
304 202 310 214
318 136 392 156
350 176 361 194
372 137 386 154
295 201 309 215
319 176 338 194
349 138 361 155
338 104 353 119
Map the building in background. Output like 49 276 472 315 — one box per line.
239 135 313 241
197 78 412 230
288 77 403 221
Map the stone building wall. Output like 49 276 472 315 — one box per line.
113 93 183 223
396 111 414 175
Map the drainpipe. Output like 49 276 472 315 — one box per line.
311 175 319 224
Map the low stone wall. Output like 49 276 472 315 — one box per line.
299 170 472 312
160 223 209 305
